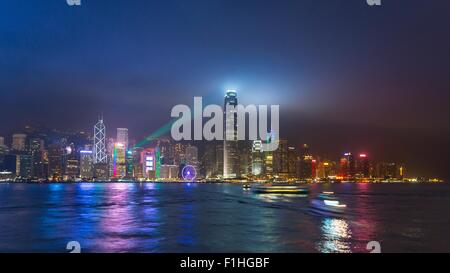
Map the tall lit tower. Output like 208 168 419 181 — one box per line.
356 153 370 179
116 128 129 149
93 117 107 164
340 152 355 180
252 140 263 176
298 144 313 179
223 89 239 178
113 142 126 178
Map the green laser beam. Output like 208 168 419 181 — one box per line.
134 118 177 149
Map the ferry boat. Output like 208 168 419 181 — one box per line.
251 184 309 194
310 192 347 214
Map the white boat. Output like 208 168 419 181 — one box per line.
310 192 347 214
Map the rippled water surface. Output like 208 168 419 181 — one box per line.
0 182 449 253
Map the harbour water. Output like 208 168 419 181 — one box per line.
0 182 449 253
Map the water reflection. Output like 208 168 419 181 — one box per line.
0 183 448 252
48 183 63 192
71 183 103 251
78 182 95 191
351 191 379 252
177 203 196 249
317 218 352 253
39 184 75 251
97 183 137 252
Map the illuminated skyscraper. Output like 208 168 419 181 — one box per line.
156 137 173 165
215 143 224 177
155 147 161 179
125 150 134 179
173 142 186 165
132 147 144 179
30 138 44 179
203 142 216 178
340 152 355 180
16 152 32 179
80 150 94 179
298 144 313 179
252 140 264 176
287 146 298 179
12 134 27 151
113 143 126 178
93 117 107 164
117 128 129 149
65 156 79 180
106 137 115 177
0 136 4 146
223 89 239 179
356 153 370 179
273 139 289 178
261 131 277 178
107 138 115 156
264 151 273 177
48 143 63 181
141 148 160 179
239 141 252 177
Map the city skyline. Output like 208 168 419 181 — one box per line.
0 126 425 183
0 89 442 182
0 86 447 180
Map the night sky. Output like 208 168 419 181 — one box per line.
1 0 449 178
